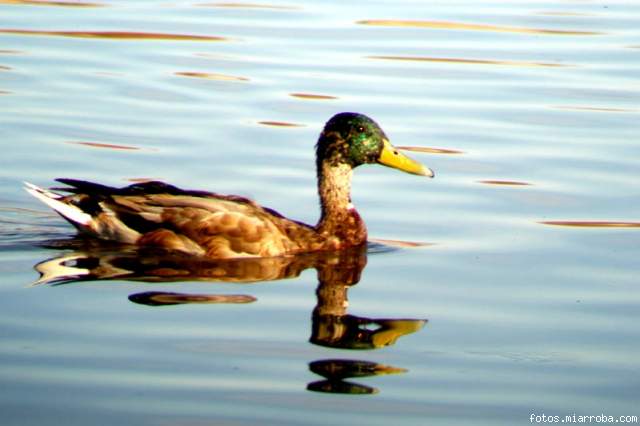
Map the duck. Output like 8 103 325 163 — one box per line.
25 112 434 259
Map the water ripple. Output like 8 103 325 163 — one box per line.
175 71 249 82
0 0 103 6
257 121 305 127
540 221 640 228
67 141 142 151
554 105 637 113
478 180 533 187
367 55 570 68
0 29 230 41
356 19 604 36
397 146 464 155
289 93 337 100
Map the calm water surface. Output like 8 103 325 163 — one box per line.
1 1 639 425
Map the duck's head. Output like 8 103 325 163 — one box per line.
316 112 434 177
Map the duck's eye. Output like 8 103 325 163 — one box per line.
357 126 365 133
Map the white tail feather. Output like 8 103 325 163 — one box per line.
30 254 91 286
23 181 62 199
24 182 92 226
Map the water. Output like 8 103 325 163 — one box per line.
1 1 639 425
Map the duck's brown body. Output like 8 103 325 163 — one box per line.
42 178 366 258
25 113 432 259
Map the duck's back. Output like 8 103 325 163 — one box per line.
27 179 321 258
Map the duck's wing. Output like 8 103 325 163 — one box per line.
27 179 318 258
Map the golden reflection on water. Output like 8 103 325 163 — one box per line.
478 180 532 187
0 0 102 6
540 221 640 228
129 291 256 306
289 93 338 100
126 177 162 183
175 71 249 82
258 121 305 127
397 146 464 155
0 29 228 41
356 19 603 36
368 55 568 68
68 141 141 151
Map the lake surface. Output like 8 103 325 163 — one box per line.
1 1 639 425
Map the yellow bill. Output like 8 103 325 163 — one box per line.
377 139 434 177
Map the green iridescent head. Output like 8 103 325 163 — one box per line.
316 112 434 177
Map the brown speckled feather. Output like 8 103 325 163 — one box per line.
57 182 331 258
121 193 321 257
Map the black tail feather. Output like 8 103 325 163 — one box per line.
53 178 228 200
53 178 188 196
54 178 120 195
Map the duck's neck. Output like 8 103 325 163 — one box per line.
315 161 367 246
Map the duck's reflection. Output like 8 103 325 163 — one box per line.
312 269 426 350
307 359 407 395
33 238 331 285
33 237 427 394
128 291 256 305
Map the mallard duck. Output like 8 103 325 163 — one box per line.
25 112 433 258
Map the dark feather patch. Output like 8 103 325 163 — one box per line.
54 179 254 204
54 178 120 195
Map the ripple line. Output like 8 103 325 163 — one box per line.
357 20 603 36
540 221 640 228
258 121 305 127
289 93 337 100
0 0 102 6
478 180 532 186
396 146 464 155
175 71 249 81
554 105 636 113
0 29 229 41
68 141 141 151
126 177 162 183
367 55 569 68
